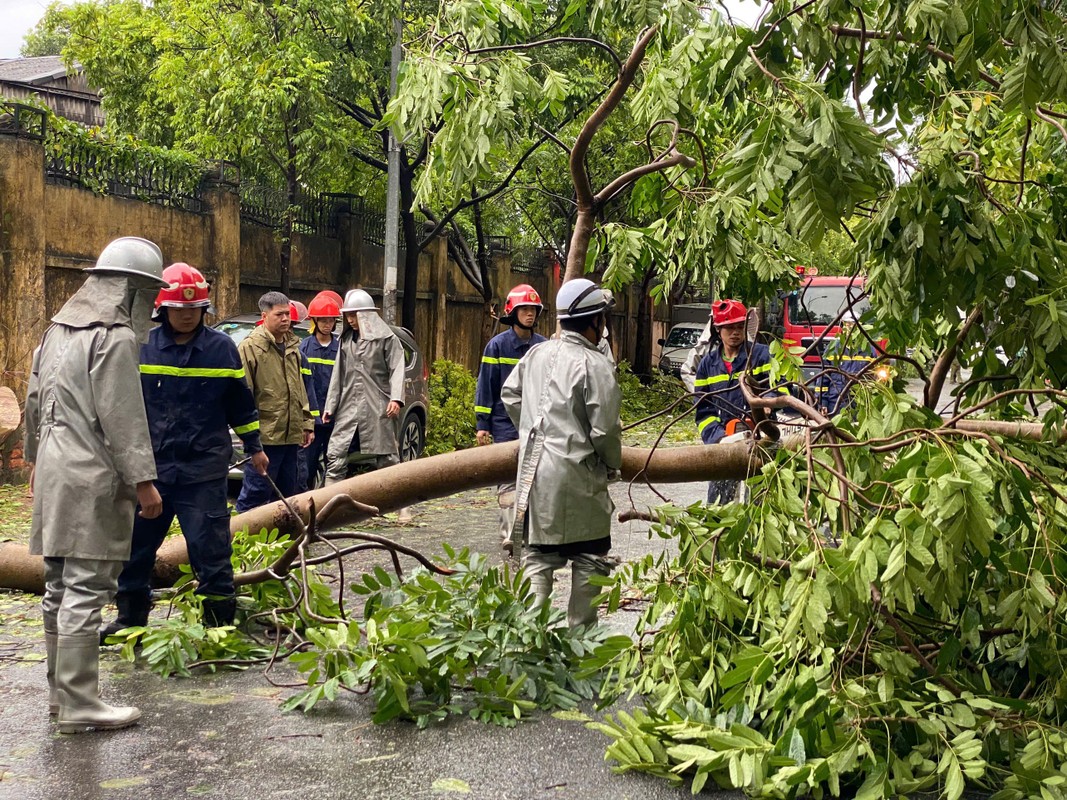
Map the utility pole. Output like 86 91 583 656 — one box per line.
382 13 402 326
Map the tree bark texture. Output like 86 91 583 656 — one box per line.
0 387 20 437
399 160 421 332
0 442 762 594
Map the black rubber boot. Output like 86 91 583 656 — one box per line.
99 593 152 646
202 597 237 628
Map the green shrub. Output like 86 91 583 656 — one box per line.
425 359 478 456
616 361 686 425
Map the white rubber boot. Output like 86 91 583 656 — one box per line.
522 551 561 614
56 633 141 734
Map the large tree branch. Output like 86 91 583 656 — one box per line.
334 96 380 130
596 150 696 205
350 148 388 172
828 25 1000 88
570 26 659 211
924 307 983 409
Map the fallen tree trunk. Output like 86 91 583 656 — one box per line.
0 441 763 594
0 387 19 438
3 418 1062 595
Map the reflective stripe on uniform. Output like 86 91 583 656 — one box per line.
694 373 730 387
140 364 245 379
301 367 312 375
306 357 335 366
311 410 320 417
474 405 492 414
233 420 260 435
697 415 721 432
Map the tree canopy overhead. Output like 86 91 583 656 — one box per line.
389 1 1067 797
392 0 1067 391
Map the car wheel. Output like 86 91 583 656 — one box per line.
400 412 424 462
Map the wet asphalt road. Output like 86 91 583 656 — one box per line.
0 479 744 800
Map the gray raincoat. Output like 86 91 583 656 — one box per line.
323 311 405 458
502 331 622 546
24 275 159 560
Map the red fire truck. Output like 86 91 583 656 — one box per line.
765 268 884 381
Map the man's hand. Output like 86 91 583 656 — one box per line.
250 450 269 476
136 481 163 519
386 400 401 419
321 411 331 424
476 430 492 446
303 430 315 448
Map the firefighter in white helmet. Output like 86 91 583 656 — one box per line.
502 278 622 627
24 236 167 733
475 284 548 554
322 289 406 481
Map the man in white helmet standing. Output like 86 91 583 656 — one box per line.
322 289 406 482
23 236 167 733
475 284 547 555
502 278 622 627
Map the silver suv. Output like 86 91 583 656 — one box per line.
214 314 429 485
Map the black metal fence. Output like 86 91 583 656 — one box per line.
511 246 557 275
44 128 206 213
0 102 47 140
238 185 363 238
27 105 514 257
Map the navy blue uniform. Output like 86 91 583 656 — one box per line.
475 329 546 442
299 334 338 489
814 342 877 415
118 324 262 602
693 342 777 445
694 343 782 505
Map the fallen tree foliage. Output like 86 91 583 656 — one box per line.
585 384 1067 799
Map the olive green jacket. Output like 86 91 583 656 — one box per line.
238 325 314 446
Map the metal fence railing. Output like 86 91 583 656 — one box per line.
45 136 206 213
27 104 514 256
239 185 362 238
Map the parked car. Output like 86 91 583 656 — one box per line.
214 314 429 487
657 322 706 376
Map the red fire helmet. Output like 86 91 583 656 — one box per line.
711 299 747 327
500 284 543 325
308 291 341 318
154 263 212 319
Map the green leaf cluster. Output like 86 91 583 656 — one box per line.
425 358 478 456
585 385 1067 798
284 546 619 727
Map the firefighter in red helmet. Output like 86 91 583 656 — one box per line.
474 284 548 555
101 263 268 643
693 299 780 504
298 291 341 488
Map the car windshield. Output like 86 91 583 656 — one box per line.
666 327 701 347
214 320 311 347
788 287 870 327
